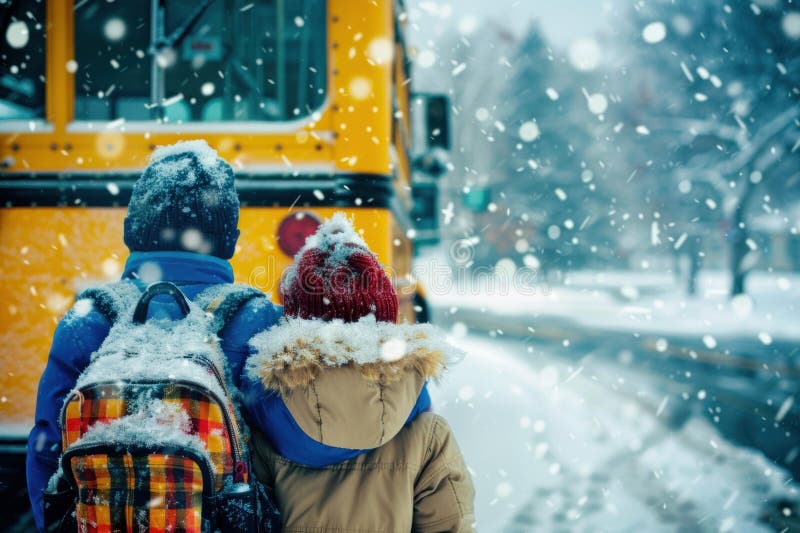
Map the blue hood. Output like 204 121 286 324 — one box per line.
245 385 432 468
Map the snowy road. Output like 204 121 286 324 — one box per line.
2 332 797 532
429 334 798 532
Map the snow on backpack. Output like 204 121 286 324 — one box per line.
43 281 280 533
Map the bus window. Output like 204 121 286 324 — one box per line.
0 0 46 120
74 0 326 123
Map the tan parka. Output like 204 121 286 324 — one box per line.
243 316 476 533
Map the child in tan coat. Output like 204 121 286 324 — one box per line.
241 213 476 532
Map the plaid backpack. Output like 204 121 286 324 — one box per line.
43 281 280 533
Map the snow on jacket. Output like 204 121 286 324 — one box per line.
242 315 476 533
25 251 283 532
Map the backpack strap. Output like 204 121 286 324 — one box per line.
196 284 267 334
75 281 144 325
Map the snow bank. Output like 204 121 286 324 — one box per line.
431 334 798 532
416 255 800 344
639 417 794 530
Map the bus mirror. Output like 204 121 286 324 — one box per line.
411 181 440 246
411 93 451 178
411 93 451 151
412 148 448 178
425 95 450 150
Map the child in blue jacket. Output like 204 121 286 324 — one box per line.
25 140 282 531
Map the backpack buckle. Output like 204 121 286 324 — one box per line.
234 460 248 483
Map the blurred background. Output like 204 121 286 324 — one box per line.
404 0 800 531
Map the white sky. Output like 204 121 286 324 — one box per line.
406 0 620 49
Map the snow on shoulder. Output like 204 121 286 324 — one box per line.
75 303 227 401
247 314 464 392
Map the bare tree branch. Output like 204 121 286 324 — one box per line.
651 116 746 146
714 105 800 176
674 105 800 192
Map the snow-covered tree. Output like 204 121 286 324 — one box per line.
613 0 800 295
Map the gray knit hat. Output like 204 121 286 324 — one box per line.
123 140 240 259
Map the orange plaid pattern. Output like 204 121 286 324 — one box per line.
63 386 126 447
63 383 234 490
71 453 204 533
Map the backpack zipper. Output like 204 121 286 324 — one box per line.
185 353 246 478
61 441 218 503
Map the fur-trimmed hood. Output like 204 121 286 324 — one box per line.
244 316 462 454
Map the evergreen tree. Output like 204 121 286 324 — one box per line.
493 23 619 273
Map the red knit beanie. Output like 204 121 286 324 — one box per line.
281 213 398 323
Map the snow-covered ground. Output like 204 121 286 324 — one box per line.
416 255 800 346
429 335 798 532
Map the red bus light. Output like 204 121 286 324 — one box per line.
276 211 322 257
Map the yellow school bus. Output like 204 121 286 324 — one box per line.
0 0 448 454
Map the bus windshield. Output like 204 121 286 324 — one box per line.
74 0 326 123
0 0 46 121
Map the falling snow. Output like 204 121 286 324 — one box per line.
2 1 800 531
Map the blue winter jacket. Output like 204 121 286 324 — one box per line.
26 251 282 532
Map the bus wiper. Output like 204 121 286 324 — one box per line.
148 0 217 119
149 0 218 55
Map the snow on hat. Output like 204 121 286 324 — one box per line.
281 212 398 323
123 140 240 259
